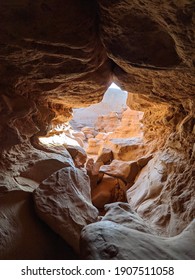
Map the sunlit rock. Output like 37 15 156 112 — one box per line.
66 145 87 168
91 175 126 210
96 147 113 165
0 0 194 260
100 159 139 184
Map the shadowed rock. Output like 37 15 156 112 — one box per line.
80 219 195 260
33 167 98 253
0 190 77 260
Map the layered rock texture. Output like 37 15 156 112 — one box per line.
0 0 195 259
84 107 144 157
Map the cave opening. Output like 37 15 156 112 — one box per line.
0 0 194 262
39 82 144 158
70 82 144 159
38 82 147 213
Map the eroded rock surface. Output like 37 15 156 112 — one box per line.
101 202 152 234
66 145 87 168
91 175 126 210
86 158 104 188
0 0 194 259
99 154 152 184
127 151 195 236
100 160 140 184
80 219 195 260
0 141 74 192
33 167 98 253
96 148 113 165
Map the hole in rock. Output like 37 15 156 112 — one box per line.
70 82 144 160
39 83 146 214
0 1 194 262
39 83 144 161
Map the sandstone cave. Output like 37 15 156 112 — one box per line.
0 0 195 260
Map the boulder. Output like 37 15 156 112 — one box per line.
92 175 126 209
99 159 140 184
19 158 72 186
66 145 87 168
33 167 98 253
104 137 145 161
80 219 195 259
96 147 113 165
86 158 104 188
102 202 152 233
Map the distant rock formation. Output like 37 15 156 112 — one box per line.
70 87 127 130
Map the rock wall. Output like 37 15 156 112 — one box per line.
0 0 112 149
0 0 194 259
0 0 194 146
126 92 195 236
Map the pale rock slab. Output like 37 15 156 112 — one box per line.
86 158 104 188
20 159 71 184
127 158 165 209
102 202 152 234
80 219 195 259
33 167 98 253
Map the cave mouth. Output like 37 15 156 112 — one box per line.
39 83 144 162
37 82 147 216
0 0 194 262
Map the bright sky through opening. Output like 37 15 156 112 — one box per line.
109 82 121 90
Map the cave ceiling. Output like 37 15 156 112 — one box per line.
0 0 194 142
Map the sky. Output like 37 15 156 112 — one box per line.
109 82 121 89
